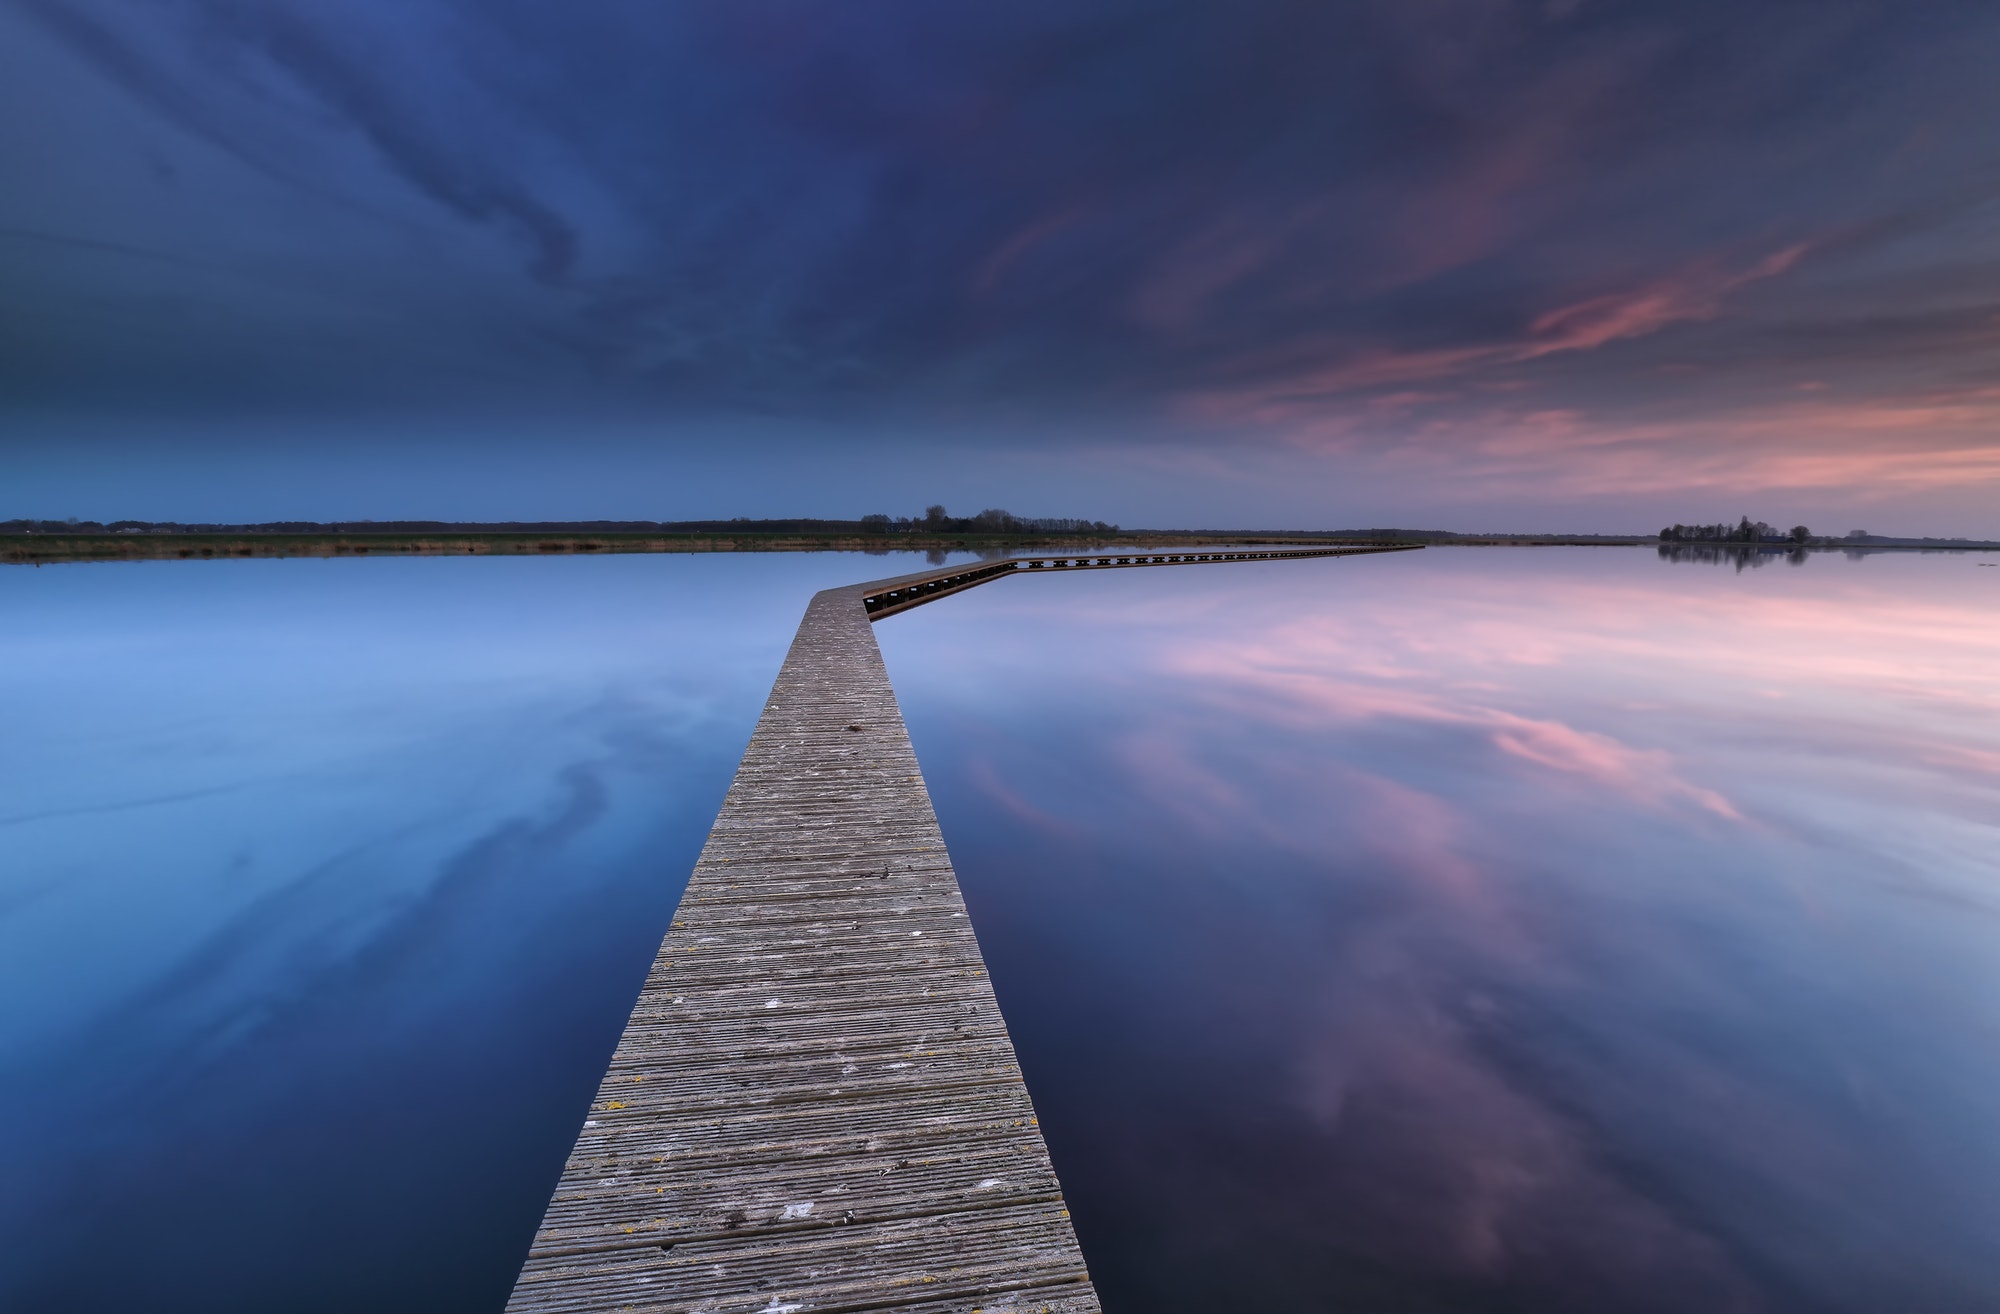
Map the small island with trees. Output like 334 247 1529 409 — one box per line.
1659 517 1812 544
1654 518 2000 568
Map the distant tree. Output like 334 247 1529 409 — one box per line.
924 504 948 528
860 514 891 534
1789 525 1811 544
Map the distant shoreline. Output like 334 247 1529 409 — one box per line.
1 530 1396 567
7 530 1996 566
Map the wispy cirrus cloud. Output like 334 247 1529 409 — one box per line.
1193 244 1811 410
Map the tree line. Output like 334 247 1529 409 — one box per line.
859 506 1116 535
1659 516 1810 544
3 510 1118 538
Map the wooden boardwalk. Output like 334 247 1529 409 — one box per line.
507 546 1412 1314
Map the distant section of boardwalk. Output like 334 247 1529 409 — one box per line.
507 545 1414 1314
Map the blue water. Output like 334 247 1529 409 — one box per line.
0 550 967 1312
878 547 2000 1313
4 547 1997 1312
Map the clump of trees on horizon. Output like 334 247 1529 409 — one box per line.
1660 516 1810 544
859 506 1116 535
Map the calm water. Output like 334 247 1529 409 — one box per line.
875 547 2000 1313
4 548 1997 1311
0 550 968 1312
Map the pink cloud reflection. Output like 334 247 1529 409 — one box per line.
1288 975 1766 1308
1080 550 2000 851
896 550 2000 1304
1165 635 1745 821
1488 712 1740 819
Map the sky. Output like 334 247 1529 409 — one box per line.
3 0 1998 531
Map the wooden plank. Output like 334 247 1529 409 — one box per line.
860 543 1414 617
509 546 1416 1312
506 580 1099 1313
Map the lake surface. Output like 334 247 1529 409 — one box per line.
0 550 967 1312
876 546 2000 1313
4 547 1997 1311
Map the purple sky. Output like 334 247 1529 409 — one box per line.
4 1 1997 531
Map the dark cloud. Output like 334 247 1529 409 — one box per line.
4 0 1998 519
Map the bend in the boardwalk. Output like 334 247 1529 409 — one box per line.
508 545 1415 1313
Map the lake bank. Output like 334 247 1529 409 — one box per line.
11 530 1994 567
4 530 1407 566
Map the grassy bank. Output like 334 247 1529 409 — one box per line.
3 529 1421 566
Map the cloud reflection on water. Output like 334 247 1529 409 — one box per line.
0 550 980 1312
880 547 2000 1312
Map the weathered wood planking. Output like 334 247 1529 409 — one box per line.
506 580 1099 1314
860 543 1413 618
508 545 1416 1313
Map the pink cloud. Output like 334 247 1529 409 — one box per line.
971 205 1086 296
1241 383 2000 502
1202 244 1811 407
1129 214 1296 332
1359 34 1656 292
1528 245 1804 351
1468 399 2000 498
